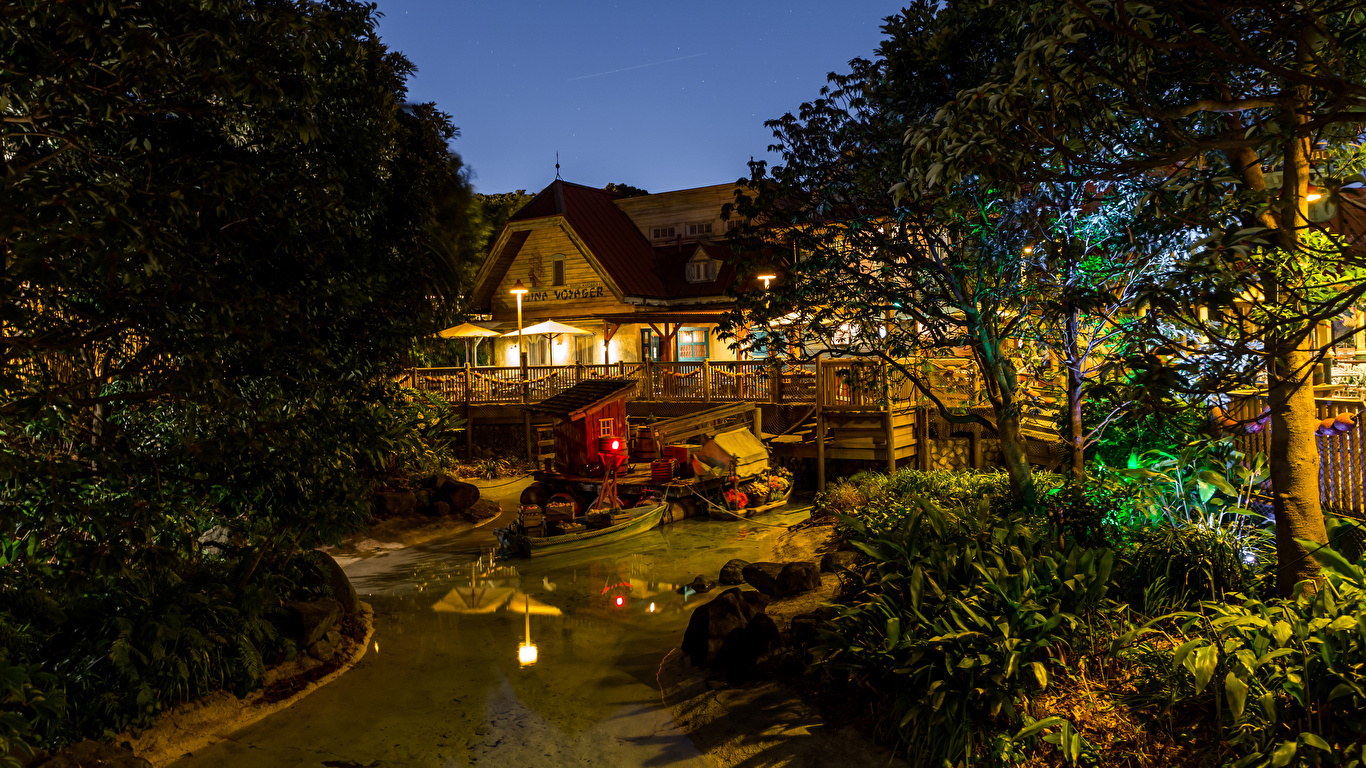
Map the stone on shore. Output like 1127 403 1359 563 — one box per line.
715 613 784 683
283 598 341 647
681 588 759 667
775 562 822 597
820 550 861 573
740 562 785 595
373 490 418 517
719 558 750 584
678 575 716 594
318 552 360 615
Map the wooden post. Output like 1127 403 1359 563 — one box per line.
704 359 712 403
751 406 763 441
643 356 653 399
770 359 782 403
883 364 896 474
465 405 474 461
815 354 826 492
464 362 472 406
524 410 534 461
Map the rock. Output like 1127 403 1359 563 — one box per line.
324 629 341 648
789 609 838 651
197 525 241 557
719 558 750 584
775 562 822 597
296 655 323 673
317 552 360 615
460 498 500 522
680 587 758 667
739 590 770 614
677 575 715 594
308 638 336 662
741 562 785 595
36 740 151 768
820 550 862 573
427 500 452 517
438 480 480 510
715 613 785 683
373 490 418 517
283 598 341 646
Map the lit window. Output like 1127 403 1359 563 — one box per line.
599 418 614 437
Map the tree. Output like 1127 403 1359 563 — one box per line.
603 182 650 198
905 0 1366 593
2 0 460 596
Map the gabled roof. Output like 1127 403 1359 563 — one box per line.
510 181 665 297
651 242 738 300
524 378 638 418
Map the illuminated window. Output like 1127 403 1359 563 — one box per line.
599 418 614 437
677 327 709 361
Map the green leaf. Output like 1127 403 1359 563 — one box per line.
1299 732 1331 752
1027 661 1048 690
1225 673 1248 721
1185 645 1218 694
1269 740 1296 768
1294 538 1363 586
1013 716 1065 741
885 617 901 650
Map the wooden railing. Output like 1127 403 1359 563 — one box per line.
1227 394 1366 513
409 360 834 407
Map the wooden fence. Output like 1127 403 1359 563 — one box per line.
1227 395 1366 513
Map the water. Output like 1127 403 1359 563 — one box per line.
173 481 811 768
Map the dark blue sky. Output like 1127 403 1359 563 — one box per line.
373 1 899 194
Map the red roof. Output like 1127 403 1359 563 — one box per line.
491 180 734 302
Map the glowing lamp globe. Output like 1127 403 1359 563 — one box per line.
615 595 625 607
598 435 627 457
518 642 538 666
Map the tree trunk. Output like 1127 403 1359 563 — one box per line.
1267 341 1327 596
996 406 1036 508
1066 307 1085 482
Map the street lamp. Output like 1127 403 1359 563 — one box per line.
510 280 528 371
757 273 777 289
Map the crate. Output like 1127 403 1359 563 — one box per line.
650 458 676 482
609 512 632 526
545 500 577 521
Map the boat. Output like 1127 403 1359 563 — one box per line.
495 502 668 558
708 485 793 519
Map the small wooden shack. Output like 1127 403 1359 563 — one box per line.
525 378 637 475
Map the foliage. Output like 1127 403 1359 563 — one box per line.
1080 388 1209 471
816 468 1064 522
0 662 63 768
815 488 1115 766
1116 531 1366 766
603 182 649 198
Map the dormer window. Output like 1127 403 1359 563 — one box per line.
652 226 676 240
686 252 719 283
686 221 713 237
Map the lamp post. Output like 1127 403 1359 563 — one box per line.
510 280 529 400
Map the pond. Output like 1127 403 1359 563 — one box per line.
173 481 811 768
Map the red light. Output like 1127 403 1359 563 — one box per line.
615 596 624 607
610 439 620 451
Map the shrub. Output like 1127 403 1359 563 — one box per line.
813 492 1114 765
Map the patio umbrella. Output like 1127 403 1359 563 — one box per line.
506 591 563 616
436 322 501 365
432 586 515 614
501 320 592 337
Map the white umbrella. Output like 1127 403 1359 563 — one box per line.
502 320 593 337
433 586 514 614
436 322 501 366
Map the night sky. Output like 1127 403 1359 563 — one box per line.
373 1 900 194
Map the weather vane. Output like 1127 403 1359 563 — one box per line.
555 152 561 180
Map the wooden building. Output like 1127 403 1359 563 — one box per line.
469 179 762 365
524 378 637 476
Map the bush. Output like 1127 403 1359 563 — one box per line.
814 491 1114 765
1120 521 1272 610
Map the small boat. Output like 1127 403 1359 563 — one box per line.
495 502 668 558
709 486 793 519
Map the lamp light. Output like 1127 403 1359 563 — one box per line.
757 273 777 289
510 279 528 296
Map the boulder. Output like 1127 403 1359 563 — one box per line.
324 629 341 648
438 480 480 510
307 638 336 662
427 501 452 518
373 490 418 517
739 590 770 614
37 740 151 768
283 598 341 647
789 607 839 651
318 552 360 615
714 613 785 683
460 499 500 522
820 550 862 573
680 587 758 667
677 575 715 595
197 525 242 557
741 562 785 595
775 562 822 597
718 558 750 585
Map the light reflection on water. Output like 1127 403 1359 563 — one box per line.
172 503 810 768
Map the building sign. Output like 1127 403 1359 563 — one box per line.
522 282 607 303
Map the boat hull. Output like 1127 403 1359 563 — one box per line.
497 503 667 558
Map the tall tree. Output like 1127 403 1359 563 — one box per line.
905 0 1366 593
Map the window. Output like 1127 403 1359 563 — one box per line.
552 254 566 286
640 329 662 361
686 221 713 237
748 328 770 360
574 334 596 364
599 418 615 437
651 226 676 240
726 219 742 232
528 337 550 365
677 327 709 361
686 258 718 283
